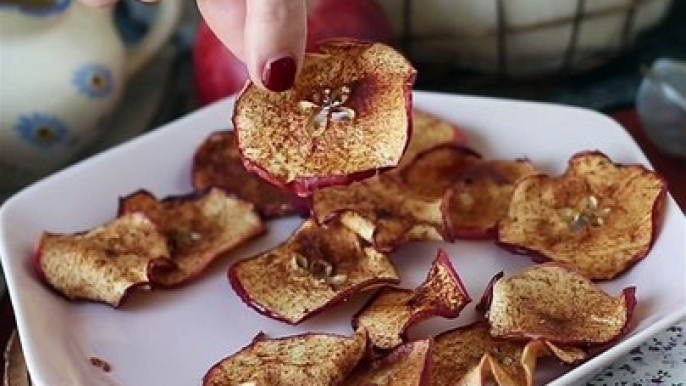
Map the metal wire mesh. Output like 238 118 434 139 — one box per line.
390 0 673 78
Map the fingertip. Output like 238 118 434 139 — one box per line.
261 55 298 92
244 0 307 92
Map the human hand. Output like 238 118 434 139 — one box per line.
196 0 307 92
79 0 307 92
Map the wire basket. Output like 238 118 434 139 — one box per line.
377 0 673 79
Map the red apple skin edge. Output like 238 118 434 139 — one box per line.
351 249 471 343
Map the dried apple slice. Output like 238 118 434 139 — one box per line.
229 218 400 324
35 212 172 307
443 159 537 239
352 249 470 350
478 264 637 347
497 151 667 279
192 130 308 218
313 175 450 252
234 39 416 196
431 321 586 386
203 329 367 386
118 188 265 287
395 109 470 170
398 144 482 198
345 339 433 386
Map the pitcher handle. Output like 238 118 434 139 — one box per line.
125 0 182 77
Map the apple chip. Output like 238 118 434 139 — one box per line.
478 264 637 347
203 329 367 386
431 322 586 386
443 159 537 239
396 109 470 170
399 144 482 198
497 151 667 279
35 212 172 307
118 188 265 287
229 218 400 324
345 339 433 386
192 130 308 218
313 175 450 252
353 249 471 350
234 39 416 196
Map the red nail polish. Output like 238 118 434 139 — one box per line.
262 56 296 92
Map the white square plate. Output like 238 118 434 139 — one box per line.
1 91 685 386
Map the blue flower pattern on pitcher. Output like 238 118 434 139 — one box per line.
15 113 70 149
73 64 114 99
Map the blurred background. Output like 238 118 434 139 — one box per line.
166 0 686 115
103 0 686 163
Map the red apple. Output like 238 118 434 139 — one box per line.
192 20 249 106
306 0 395 52
193 0 395 105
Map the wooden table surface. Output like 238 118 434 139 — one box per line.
1 108 685 381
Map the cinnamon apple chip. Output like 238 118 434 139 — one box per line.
203 329 367 386
345 339 433 386
497 151 667 279
395 109 470 170
229 219 400 324
431 322 586 386
234 39 416 196
35 212 171 307
478 264 636 347
118 188 265 287
353 249 471 350
444 159 537 239
399 144 482 198
192 130 307 218
313 175 450 252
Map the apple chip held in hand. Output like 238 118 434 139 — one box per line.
203 329 367 386
118 188 265 287
442 159 537 239
229 218 400 325
353 249 471 350
497 151 667 280
345 339 433 386
192 130 308 218
313 175 451 252
478 264 636 347
431 321 586 386
234 39 416 196
35 213 172 307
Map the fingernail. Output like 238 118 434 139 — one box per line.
261 56 296 92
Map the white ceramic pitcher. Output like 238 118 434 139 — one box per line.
0 0 182 196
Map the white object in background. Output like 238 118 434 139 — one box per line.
0 0 182 198
377 0 672 76
637 58 686 158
